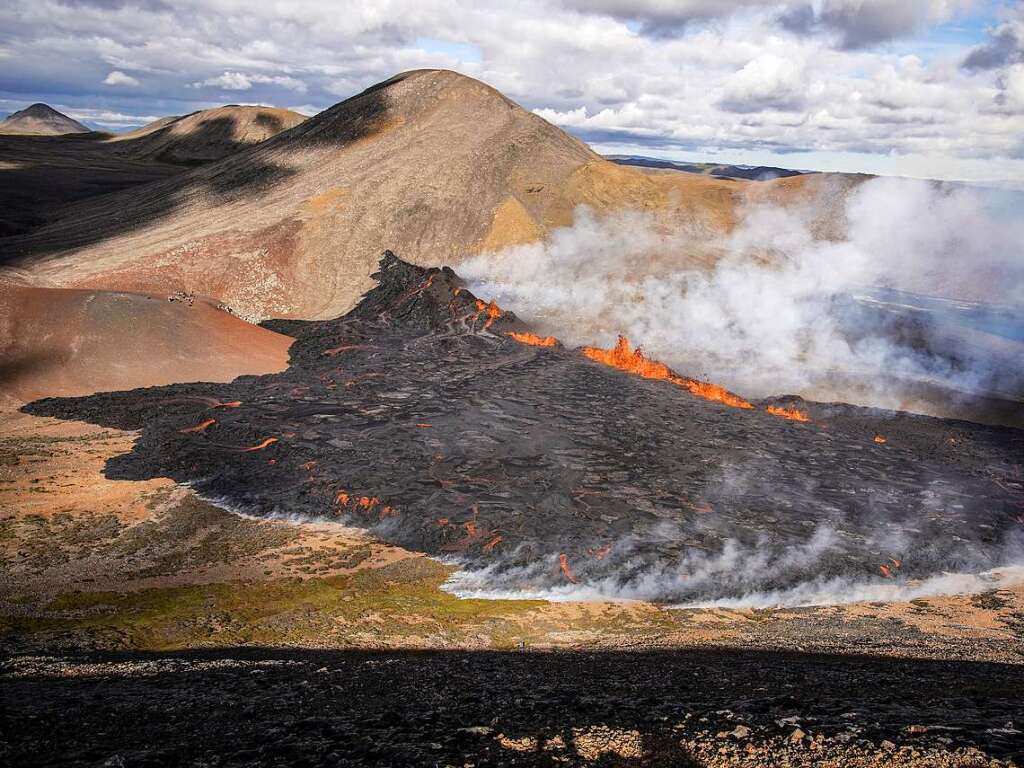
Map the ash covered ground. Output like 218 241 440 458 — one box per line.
24 253 1024 606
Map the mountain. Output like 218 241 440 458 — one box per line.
106 105 307 165
1 69 778 320
0 103 90 135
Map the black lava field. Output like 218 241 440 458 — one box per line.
24 253 1024 605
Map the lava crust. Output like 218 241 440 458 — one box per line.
24 252 1024 603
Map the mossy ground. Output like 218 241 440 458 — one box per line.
1 557 552 651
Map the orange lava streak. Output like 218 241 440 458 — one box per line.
508 331 557 347
879 558 902 578
213 400 242 409
559 553 578 584
581 336 753 410
767 405 810 422
180 418 216 434
336 492 350 506
874 435 887 444
482 535 503 552
240 437 278 452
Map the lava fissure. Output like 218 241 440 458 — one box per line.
22 252 1024 604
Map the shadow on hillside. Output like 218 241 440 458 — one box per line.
0 80 392 266
2 645 1022 766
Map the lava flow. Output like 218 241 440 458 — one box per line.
180 418 216 434
559 553 578 583
507 331 558 347
239 437 278 452
581 336 754 410
767 405 811 422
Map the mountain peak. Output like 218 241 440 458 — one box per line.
0 103 89 135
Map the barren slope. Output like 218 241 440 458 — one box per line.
2 69 733 320
0 283 292 402
106 105 307 165
0 103 89 136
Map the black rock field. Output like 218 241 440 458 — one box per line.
23 251 1024 606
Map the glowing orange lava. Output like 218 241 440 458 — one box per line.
581 336 754 410
508 331 558 347
240 437 278 452
212 400 242 409
879 558 902 578
767 405 811 422
180 418 216 434
559 553 578 583
874 435 887 444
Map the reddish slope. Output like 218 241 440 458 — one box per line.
0 284 292 401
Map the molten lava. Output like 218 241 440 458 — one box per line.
508 331 557 347
767 405 811 423
474 298 503 329
874 435 887 444
180 418 216 434
559 553 578 583
581 336 754 410
240 437 278 452
879 558 902 578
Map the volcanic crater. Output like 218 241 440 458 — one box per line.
24 252 1024 604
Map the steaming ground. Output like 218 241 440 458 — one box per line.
23 254 1024 608
460 177 1024 424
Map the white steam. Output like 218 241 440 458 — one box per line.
461 177 1024 411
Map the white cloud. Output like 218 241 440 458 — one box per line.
0 0 1020 180
719 52 806 112
103 70 139 86
192 71 307 92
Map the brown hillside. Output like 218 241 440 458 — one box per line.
0 283 292 402
106 105 307 165
3 70 756 320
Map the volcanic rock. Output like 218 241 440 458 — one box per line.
23 252 1024 604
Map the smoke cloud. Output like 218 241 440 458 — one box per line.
461 177 1024 416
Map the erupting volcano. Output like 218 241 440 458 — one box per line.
24 252 1024 605
581 336 754 410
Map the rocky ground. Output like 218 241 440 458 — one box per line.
2 646 1023 767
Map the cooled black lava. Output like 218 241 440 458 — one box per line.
25 253 1024 602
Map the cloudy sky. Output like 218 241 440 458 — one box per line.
2 0 1023 181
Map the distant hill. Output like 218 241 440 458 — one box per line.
106 106 306 165
0 104 89 136
608 155 806 181
1 70 822 321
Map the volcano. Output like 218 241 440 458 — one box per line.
0 103 89 136
25 252 1024 605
